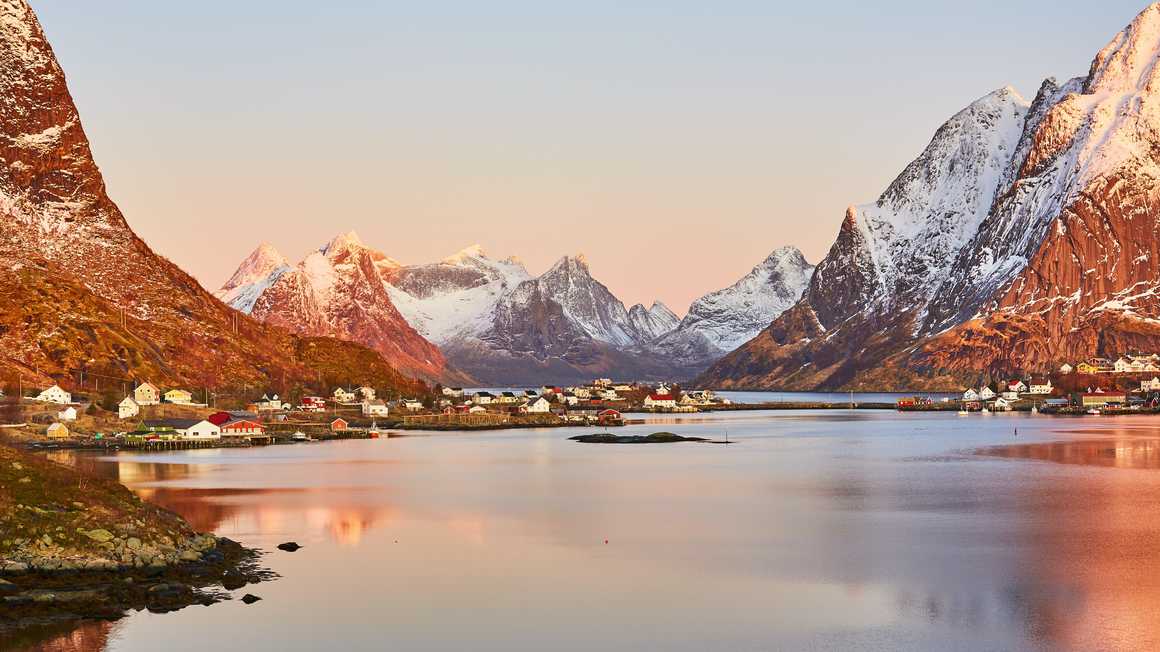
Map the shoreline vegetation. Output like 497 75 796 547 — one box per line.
0 442 270 634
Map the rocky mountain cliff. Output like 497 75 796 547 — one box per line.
699 3 1160 390
217 233 458 383
0 1 425 397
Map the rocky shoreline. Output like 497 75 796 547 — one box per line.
1 536 272 631
0 443 273 634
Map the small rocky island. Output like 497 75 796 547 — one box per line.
569 432 709 444
0 444 269 632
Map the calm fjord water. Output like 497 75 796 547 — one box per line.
21 409 1160 651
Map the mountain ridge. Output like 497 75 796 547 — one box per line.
699 3 1160 390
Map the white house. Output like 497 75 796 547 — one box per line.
520 397 551 414
57 406 78 422
118 396 140 420
993 397 1014 411
1028 378 1054 395
401 399 425 411
571 387 592 399
134 382 160 406
644 393 677 409
497 392 519 404
1142 377 1160 392
1059 363 1074 374
36 384 72 405
979 386 996 400
181 420 222 440
1007 380 1028 393
473 392 494 405
1001 390 1020 401
560 393 580 406
362 399 389 417
962 389 980 401
1115 357 1132 373
468 405 487 414
333 388 357 403
357 386 376 401
256 394 286 411
443 387 465 398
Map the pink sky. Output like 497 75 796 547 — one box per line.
33 0 1138 314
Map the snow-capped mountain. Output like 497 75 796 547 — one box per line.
700 3 1160 390
383 245 531 344
627 302 680 342
444 254 696 384
215 243 291 313
0 0 426 396
219 232 456 383
653 247 814 363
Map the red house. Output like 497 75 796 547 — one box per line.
221 419 265 436
597 409 622 424
330 417 349 432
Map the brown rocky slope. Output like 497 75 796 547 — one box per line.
0 0 425 397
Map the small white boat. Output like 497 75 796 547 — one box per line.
291 431 310 442
981 407 991 414
957 410 969 416
1031 406 1039 415
1087 408 1102 415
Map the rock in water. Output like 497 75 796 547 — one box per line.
276 542 302 552
241 593 262 604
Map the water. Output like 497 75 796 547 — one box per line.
16 410 1160 651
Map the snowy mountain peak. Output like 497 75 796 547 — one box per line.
1086 3 1160 94
547 255 590 276
627 301 681 343
322 231 364 256
214 244 292 314
444 244 488 264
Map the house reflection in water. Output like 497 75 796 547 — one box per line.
980 437 1160 470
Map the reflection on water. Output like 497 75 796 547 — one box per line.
15 411 1160 651
980 438 1160 469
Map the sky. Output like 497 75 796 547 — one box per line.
31 0 1152 314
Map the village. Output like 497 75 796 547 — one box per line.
0 377 735 449
896 354 1160 414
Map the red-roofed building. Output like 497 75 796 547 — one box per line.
643 394 676 409
598 409 622 425
331 417 349 432
221 419 265 436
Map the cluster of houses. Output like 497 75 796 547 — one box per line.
115 382 205 420
961 378 1055 410
1061 354 1160 375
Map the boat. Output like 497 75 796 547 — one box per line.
957 410 969 416
1031 405 1039 415
981 407 991 414
291 431 310 442
1087 408 1102 415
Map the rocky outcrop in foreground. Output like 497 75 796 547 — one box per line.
0 444 269 631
